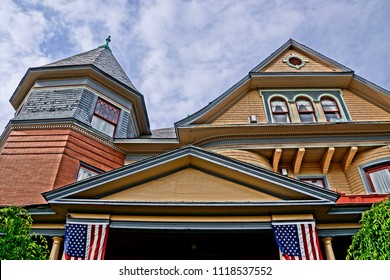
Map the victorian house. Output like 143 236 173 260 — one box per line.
0 38 389 260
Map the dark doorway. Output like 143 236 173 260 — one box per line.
105 229 279 260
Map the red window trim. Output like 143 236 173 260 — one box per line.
270 97 291 123
295 97 317 122
94 98 120 125
365 165 390 192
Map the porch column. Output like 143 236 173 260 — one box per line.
322 237 336 260
49 236 63 260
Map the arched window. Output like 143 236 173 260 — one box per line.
321 97 341 122
270 98 290 123
295 97 316 123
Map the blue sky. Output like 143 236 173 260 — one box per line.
0 0 389 131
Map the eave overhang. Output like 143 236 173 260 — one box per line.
114 138 180 153
43 199 337 219
9 65 151 135
175 121 390 146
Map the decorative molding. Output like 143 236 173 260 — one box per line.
282 52 309 69
9 121 127 154
194 130 390 147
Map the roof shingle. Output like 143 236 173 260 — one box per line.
44 47 137 90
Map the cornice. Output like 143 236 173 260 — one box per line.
8 119 127 154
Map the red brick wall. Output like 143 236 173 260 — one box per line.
54 130 125 188
0 128 125 206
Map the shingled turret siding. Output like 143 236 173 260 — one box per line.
15 89 84 120
74 89 96 125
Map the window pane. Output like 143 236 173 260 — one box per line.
94 98 120 124
91 115 115 137
369 168 390 193
271 100 288 112
296 99 313 112
301 178 325 188
77 167 98 181
300 113 315 123
321 99 338 111
274 114 290 123
325 112 341 121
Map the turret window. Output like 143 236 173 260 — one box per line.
91 98 120 137
296 97 316 123
270 98 291 123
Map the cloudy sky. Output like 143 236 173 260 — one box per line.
1 0 389 131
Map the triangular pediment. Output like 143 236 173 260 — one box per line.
251 39 351 73
102 168 282 202
258 47 343 73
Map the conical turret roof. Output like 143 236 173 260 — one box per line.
44 46 137 90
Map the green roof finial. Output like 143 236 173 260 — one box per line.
99 35 111 51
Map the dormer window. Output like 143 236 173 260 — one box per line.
321 97 341 122
271 98 291 123
296 97 316 123
91 98 120 137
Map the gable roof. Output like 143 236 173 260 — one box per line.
44 47 137 91
250 38 352 73
43 145 339 216
175 39 390 127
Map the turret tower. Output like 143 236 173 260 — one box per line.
0 37 150 206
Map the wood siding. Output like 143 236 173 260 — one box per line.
342 89 390 121
211 149 272 170
211 89 265 125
